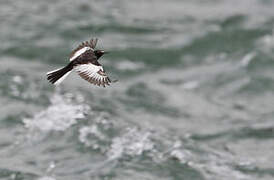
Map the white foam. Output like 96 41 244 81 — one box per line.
23 93 89 131
37 176 56 180
240 52 256 67
170 148 192 164
107 127 154 159
79 126 107 149
182 80 199 90
12 75 23 83
115 60 145 71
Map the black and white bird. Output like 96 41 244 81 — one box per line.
47 38 113 87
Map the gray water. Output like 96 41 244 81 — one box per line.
1 0 274 179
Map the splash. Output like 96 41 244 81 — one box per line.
23 93 89 131
78 112 113 152
107 127 155 159
79 125 108 150
79 124 155 160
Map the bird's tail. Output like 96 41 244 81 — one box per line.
46 64 73 85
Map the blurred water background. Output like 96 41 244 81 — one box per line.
1 0 274 179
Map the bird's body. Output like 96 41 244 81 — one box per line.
47 38 112 87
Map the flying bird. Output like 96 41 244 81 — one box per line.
47 38 113 87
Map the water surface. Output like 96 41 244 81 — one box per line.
1 0 274 179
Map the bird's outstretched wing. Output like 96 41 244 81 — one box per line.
70 38 98 61
74 63 111 87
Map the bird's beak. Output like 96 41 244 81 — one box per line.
103 51 109 54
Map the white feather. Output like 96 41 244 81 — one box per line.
70 47 92 61
74 63 105 82
74 63 102 74
53 71 72 85
46 68 62 75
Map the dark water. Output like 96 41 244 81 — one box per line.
1 0 274 179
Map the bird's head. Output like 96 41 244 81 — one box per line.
94 50 107 59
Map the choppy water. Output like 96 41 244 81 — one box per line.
1 0 274 179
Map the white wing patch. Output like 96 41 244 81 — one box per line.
70 47 92 61
74 63 111 87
